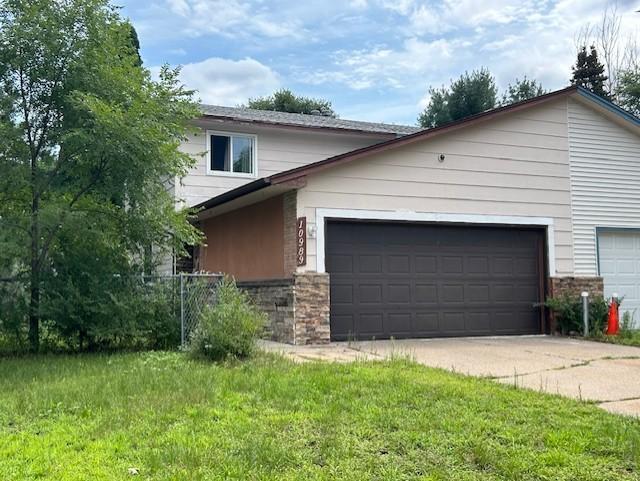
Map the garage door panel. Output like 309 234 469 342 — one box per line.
358 255 382 273
359 284 382 304
467 256 490 274
388 255 410 273
358 313 384 336
466 284 490 303
442 312 466 332
598 231 640 326
327 254 353 273
415 256 437 273
415 284 438 303
387 284 411 303
330 283 353 304
441 256 464 274
327 222 544 340
414 312 439 332
441 284 465 303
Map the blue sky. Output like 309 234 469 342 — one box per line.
119 0 639 125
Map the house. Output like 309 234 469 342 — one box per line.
179 86 640 344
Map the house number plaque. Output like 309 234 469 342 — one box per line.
296 217 307 266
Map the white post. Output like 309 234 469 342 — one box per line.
180 273 185 347
581 291 589 337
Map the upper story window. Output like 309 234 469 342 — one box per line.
206 130 257 177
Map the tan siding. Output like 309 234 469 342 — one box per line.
568 98 640 275
297 99 574 276
177 122 389 206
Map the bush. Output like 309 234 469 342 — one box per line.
189 277 265 361
545 294 609 335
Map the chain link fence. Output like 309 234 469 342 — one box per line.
176 273 223 347
0 273 223 351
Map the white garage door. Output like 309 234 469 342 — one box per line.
598 231 640 326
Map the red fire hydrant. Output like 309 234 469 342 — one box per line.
607 295 619 335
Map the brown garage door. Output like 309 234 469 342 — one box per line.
326 221 545 341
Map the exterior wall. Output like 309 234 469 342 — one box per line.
177 121 390 207
567 98 640 275
198 194 285 280
297 99 575 276
238 273 330 344
237 278 296 343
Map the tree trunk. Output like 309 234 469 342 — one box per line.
29 165 40 353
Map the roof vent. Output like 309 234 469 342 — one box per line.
320 107 333 117
310 109 321 116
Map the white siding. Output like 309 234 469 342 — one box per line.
297 99 575 276
177 121 390 207
568 98 640 275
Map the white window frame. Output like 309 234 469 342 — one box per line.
205 130 258 178
314 208 556 276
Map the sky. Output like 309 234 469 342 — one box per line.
118 0 640 125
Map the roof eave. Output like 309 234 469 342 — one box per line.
197 113 414 137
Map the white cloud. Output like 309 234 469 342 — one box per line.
162 0 305 39
159 57 281 105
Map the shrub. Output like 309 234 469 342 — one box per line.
545 294 609 335
189 277 266 361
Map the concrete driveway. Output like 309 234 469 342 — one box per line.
261 336 640 416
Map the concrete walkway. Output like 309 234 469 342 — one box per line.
260 336 640 416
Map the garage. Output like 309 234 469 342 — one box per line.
598 230 640 325
326 221 546 341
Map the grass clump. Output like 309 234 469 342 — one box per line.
188 277 265 361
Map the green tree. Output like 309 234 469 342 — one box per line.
418 68 497 128
0 0 201 351
246 88 337 117
571 45 609 99
618 68 640 117
501 77 545 105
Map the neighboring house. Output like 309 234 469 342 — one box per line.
180 86 640 344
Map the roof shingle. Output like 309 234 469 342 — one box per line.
199 104 420 136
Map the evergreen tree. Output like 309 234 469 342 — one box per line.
418 69 497 128
501 77 545 105
571 46 609 99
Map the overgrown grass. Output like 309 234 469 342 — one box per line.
1 352 639 480
590 330 640 347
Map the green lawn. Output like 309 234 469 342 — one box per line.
1 352 639 480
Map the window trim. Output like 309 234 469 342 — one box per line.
205 130 258 178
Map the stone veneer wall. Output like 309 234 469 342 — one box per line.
237 278 296 344
548 276 604 334
238 272 330 345
549 276 604 299
293 272 330 344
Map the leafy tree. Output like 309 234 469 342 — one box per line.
246 88 337 117
618 68 640 117
571 45 609 99
501 77 546 105
0 0 201 351
418 69 497 128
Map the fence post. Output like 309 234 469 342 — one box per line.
180 272 185 348
581 291 589 337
